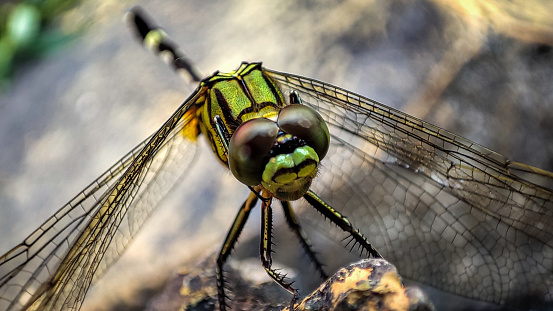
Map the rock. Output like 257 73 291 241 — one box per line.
145 255 434 311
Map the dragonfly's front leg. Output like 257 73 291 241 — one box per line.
303 190 381 258
260 194 300 310
281 201 328 280
217 191 258 311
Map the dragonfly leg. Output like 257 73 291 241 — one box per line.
216 191 258 311
213 115 230 152
303 190 381 258
289 90 302 105
261 196 300 308
280 201 328 280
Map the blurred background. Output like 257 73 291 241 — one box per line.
0 0 552 310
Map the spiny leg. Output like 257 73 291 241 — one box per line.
303 190 381 258
280 201 328 280
217 191 258 311
261 194 299 310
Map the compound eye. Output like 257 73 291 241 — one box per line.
277 104 330 159
228 118 279 186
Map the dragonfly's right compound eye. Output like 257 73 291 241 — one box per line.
277 104 330 160
229 118 280 186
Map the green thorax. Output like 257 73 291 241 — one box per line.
197 62 286 164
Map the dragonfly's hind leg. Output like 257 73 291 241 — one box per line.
260 196 300 310
303 190 381 258
216 191 258 311
280 201 328 280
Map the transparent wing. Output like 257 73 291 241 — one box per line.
0 90 202 311
266 69 553 307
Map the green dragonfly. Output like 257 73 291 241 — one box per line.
1 6 553 311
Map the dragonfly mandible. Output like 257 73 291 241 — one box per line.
1 5 553 311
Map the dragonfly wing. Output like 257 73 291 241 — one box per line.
266 69 553 307
0 91 202 311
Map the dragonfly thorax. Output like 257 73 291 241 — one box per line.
197 62 330 201
198 62 287 164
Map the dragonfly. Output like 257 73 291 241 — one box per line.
1 5 552 311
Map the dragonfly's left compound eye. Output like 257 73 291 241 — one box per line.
229 118 280 186
277 104 330 159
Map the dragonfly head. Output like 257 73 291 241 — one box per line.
228 104 330 201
